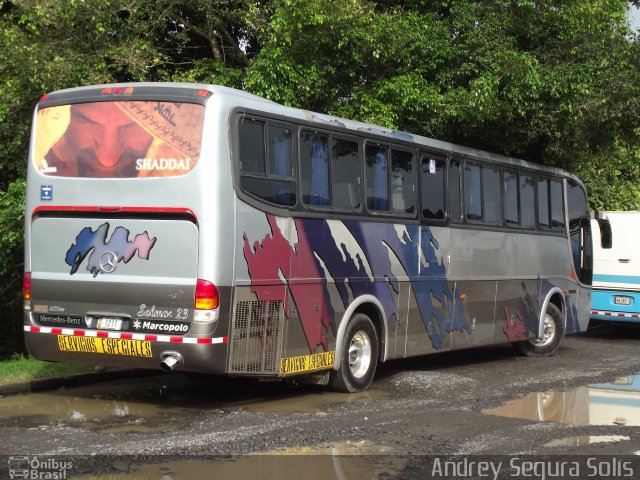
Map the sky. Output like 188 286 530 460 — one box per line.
630 5 640 31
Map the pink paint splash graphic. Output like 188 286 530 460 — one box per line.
503 305 528 342
243 215 332 353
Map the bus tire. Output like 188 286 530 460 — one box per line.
514 303 564 356
329 313 378 393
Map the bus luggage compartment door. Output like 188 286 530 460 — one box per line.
28 216 199 328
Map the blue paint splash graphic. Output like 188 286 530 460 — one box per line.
65 222 157 277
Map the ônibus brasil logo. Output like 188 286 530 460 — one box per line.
8 456 73 479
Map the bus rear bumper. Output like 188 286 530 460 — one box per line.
590 310 640 323
591 289 640 323
24 325 230 375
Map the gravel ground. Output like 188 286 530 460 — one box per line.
1 322 640 479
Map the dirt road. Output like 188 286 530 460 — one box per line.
1 323 639 478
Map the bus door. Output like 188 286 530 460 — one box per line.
573 217 593 286
567 180 594 332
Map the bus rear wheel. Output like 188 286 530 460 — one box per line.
514 303 564 356
329 313 378 393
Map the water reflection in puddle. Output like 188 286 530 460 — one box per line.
128 449 405 480
0 374 388 433
484 373 640 426
257 439 396 455
544 435 631 447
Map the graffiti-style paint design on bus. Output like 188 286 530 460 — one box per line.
503 281 539 342
65 222 157 277
243 214 470 353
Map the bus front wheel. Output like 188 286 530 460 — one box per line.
514 303 564 356
329 313 378 393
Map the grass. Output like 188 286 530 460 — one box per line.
0 353 97 384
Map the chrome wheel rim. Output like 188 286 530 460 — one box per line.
348 330 372 379
532 313 556 348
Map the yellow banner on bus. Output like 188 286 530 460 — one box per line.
280 351 335 375
57 335 152 357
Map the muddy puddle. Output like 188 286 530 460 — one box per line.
134 452 406 480
0 374 388 434
73 444 406 480
543 435 631 447
483 373 640 426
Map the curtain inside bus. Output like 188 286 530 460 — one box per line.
309 137 330 206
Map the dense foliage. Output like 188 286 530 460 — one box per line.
1 0 639 356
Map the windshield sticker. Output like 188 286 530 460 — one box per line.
35 101 204 178
65 222 157 277
40 185 53 201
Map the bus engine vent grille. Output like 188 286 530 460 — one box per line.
229 300 284 375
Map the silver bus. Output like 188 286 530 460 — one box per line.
23 83 609 392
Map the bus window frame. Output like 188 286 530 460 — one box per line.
463 161 484 223
447 157 463 224
503 168 521 228
231 108 571 237
237 115 298 209
231 109 425 223
418 152 449 226
363 140 418 219
299 128 365 214
537 176 551 230
481 163 503 226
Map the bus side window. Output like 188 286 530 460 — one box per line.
366 145 389 211
537 178 550 229
504 170 519 225
464 163 482 221
391 149 415 214
483 166 501 224
239 118 265 174
568 180 592 284
421 156 445 221
239 118 296 207
331 137 361 209
301 131 330 207
520 174 536 228
448 159 462 221
550 180 565 229
267 125 295 205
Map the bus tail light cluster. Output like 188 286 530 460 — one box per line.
23 272 32 301
194 279 219 324
23 272 32 311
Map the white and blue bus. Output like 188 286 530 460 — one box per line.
591 211 640 324
23 83 610 392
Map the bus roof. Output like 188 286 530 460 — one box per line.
40 82 579 183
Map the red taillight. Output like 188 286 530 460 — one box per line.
103 87 134 95
195 279 219 310
23 272 32 301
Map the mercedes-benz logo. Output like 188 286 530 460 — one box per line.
100 251 119 273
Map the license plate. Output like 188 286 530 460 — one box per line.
614 296 631 306
97 317 123 330
57 335 152 357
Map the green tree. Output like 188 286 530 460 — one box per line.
1 0 639 357
0 180 25 358
0 0 263 357
247 0 640 171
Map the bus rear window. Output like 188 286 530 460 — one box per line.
34 101 205 178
